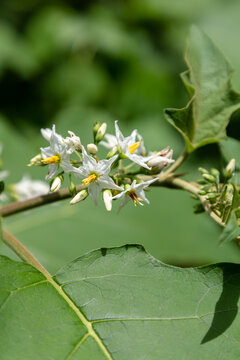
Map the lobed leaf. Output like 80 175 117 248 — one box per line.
1 245 240 359
165 26 240 153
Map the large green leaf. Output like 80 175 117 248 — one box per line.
1 245 240 359
165 26 240 153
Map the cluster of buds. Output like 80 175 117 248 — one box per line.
29 121 174 212
195 159 239 223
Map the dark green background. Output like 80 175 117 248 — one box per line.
1 0 240 272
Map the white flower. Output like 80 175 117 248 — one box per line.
64 131 82 153
114 121 151 169
41 125 74 180
73 146 122 205
100 134 118 150
14 176 49 200
112 178 158 212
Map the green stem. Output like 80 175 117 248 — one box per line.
2 228 51 276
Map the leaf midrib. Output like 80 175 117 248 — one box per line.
46 273 113 360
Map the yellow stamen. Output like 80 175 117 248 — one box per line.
128 141 141 154
41 155 60 164
129 190 143 206
82 173 97 185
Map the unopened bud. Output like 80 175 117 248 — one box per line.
124 184 131 191
211 168 220 177
202 174 215 183
198 167 209 174
69 181 76 197
198 190 207 196
225 158 235 179
70 189 88 204
103 189 112 211
107 145 119 159
50 176 62 192
28 154 43 167
93 121 101 135
87 143 98 155
95 123 107 142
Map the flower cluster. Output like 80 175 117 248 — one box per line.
29 121 174 212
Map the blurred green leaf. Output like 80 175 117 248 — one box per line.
1 245 240 359
219 137 240 170
219 210 240 245
165 26 240 153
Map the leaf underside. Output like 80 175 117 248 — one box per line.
165 26 240 153
1 245 240 359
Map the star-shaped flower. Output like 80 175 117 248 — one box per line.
112 178 158 212
73 146 122 205
40 125 74 180
115 121 151 169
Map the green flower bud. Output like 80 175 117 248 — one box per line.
93 121 101 136
107 145 119 159
198 167 209 174
225 158 235 180
95 123 107 143
202 174 215 183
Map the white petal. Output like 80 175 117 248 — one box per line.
135 178 158 192
81 146 97 171
115 120 124 143
41 128 52 142
88 182 101 205
98 175 122 191
100 134 118 149
50 125 65 153
128 153 151 170
97 154 118 175
72 166 89 179
117 195 131 213
45 164 58 181
41 146 53 158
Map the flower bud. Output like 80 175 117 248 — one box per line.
69 181 76 197
50 176 62 192
124 184 131 191
95 123 107 142
28 154 43 167
198 167 209 174
107 145 119 159
211 169 220 177
202 174 215 183
93 121 101 135
225 158 235 179
87 143 98 155
70 189 88 205
103 189 112 211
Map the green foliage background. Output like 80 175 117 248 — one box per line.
1 0 240 271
